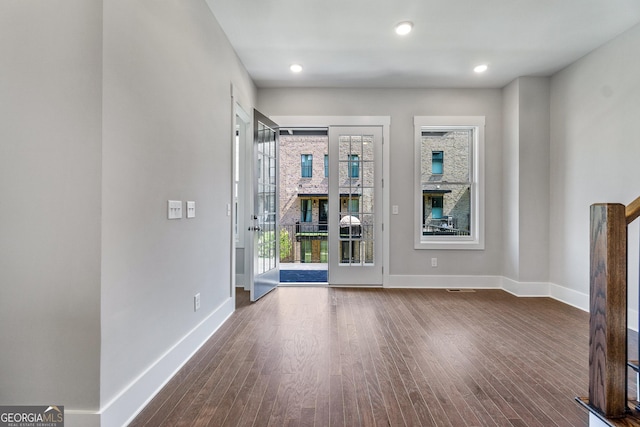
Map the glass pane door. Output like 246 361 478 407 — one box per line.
251 110 279 301
328 126 382 285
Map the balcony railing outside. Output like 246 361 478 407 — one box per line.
280 222 372 264
422 221 470 236
280 223 328 264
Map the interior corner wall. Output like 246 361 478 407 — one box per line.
517 77 550 283
101 1 256 425
502 79 520 280
0 0 103 414
257 88 504 277
550 23 640 309
501 77 550 284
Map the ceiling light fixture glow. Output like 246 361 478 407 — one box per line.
290 64 303 73
395 21 413 36
474 64 488 73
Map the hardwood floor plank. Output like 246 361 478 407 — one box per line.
329 374 345 427
128 287 591 427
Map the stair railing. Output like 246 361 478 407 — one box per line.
587 195 640 419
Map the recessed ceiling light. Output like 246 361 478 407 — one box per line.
290 64 303 73
395 21 413 36
474 64 488 73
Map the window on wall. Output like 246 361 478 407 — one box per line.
414 116 485 250
300 199 312 222
324 154 329 177
431 151 443 174
301 154 312 178
431 196 443 219
349 154 359 178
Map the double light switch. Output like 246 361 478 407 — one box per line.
168 200 196 219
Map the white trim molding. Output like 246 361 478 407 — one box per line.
386 275 640 332
387 274 501 289
501 277 550 297
100 297 235 427
548 282 589 312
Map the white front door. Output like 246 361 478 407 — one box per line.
328 126 383 286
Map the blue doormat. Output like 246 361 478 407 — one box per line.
280 269 328 283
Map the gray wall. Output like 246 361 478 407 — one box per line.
502 77 551 283
1 0 256 423
101 0 255 416
502 80 520 279
0 0 103 410
550 22 640 304
258 88 503 276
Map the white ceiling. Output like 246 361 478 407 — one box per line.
205 0 640 89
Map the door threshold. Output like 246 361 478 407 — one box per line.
278 282 329 287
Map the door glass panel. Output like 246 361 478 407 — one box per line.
329 125 382 285
252 111 279 301
338 133 374 266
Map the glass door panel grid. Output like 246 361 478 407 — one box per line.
338 134 374 265
257 122 277 274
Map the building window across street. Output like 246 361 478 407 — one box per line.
301 154 313 178
431 151 443 174
349 154 359 178
300 199 312 222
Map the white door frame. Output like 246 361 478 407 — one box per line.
231 85 253 299
271 116 390 287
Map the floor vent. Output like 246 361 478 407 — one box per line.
446 289 476 293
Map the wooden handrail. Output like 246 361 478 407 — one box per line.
583 197 640 421
627 195 640 224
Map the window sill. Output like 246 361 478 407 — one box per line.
415 237 484 250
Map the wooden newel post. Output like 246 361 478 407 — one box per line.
589 203 627 418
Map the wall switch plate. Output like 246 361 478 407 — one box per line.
392 205 399 215
186 201 196 218
194 293 200 311
168 200 182 219
431 258 438 267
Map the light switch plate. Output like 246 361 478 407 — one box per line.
186 201 196 218
194 293 200 311
168 200 182 219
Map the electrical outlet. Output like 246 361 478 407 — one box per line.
194 293 200 311
431 258 438 267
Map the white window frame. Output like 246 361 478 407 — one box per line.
414 116 485 250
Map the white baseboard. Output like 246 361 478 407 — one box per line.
100 297 235 427
589 412 610 427
235 273 245 288
548 282 589 312
64 412 100 427
501 277 550 297
386 274 501 289
386 275 639 331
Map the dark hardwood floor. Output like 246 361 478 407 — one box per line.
129 287 601 426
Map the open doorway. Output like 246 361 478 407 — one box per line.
278 128 329 283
